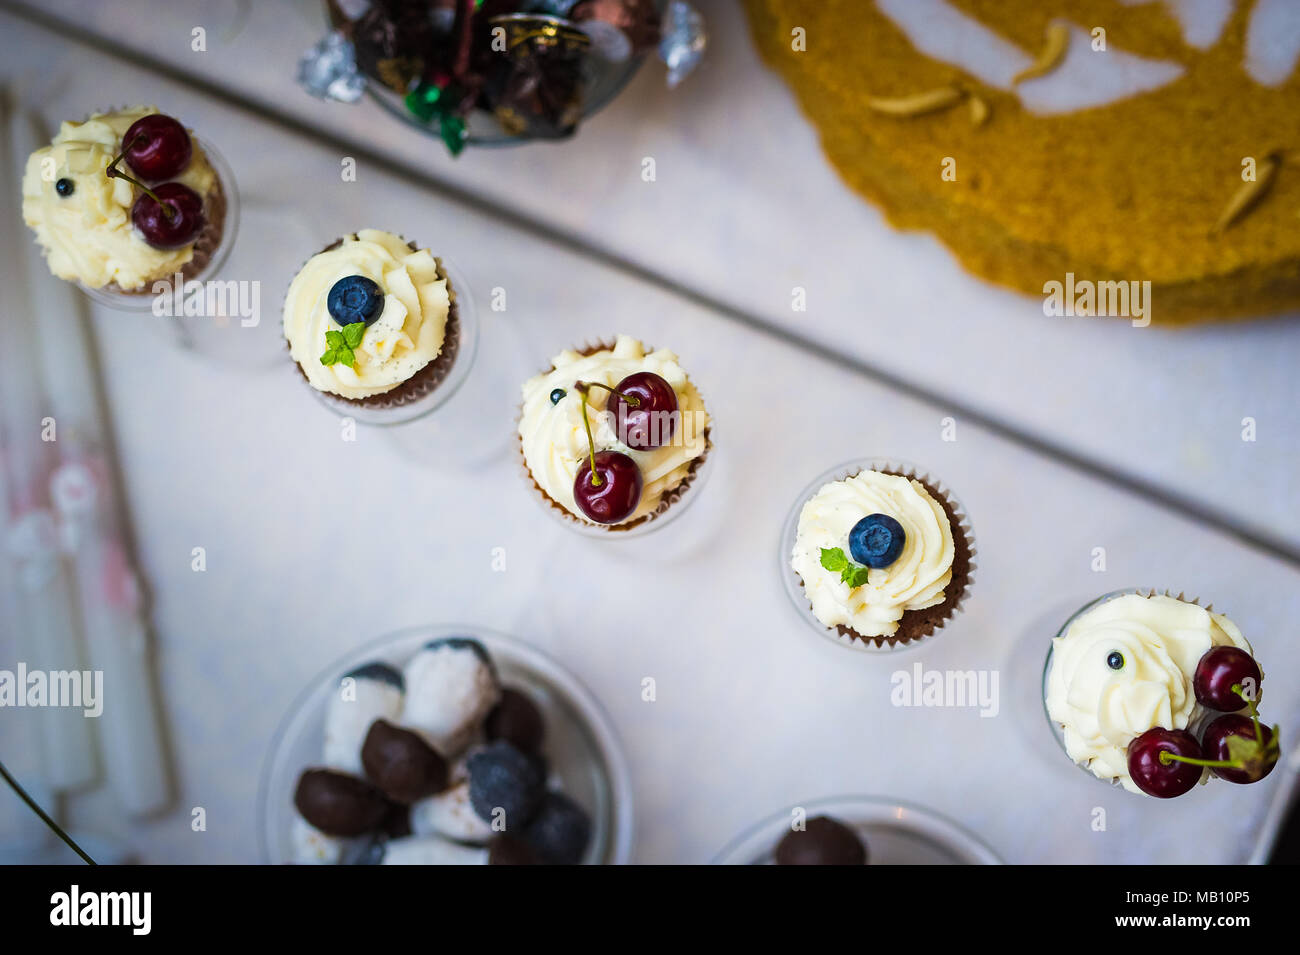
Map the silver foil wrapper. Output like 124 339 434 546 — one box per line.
297 31 366 103
659 0 705 89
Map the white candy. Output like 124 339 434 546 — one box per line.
400 640 499 756
411 779 494 844
291 816 346 865
381 836 488 866
323 665 404 775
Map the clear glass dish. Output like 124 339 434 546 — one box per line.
258 624 634 865
779 457 973 654
713 795 1002 865
300 257 479 427
326 2 657 148
522 425 715 540
79 138 240 312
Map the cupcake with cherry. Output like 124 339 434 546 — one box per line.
787 463 973 649
290 637 593 864
283 230 460 412
518 336 710 531
22 107 228 293
1045 592 1281 798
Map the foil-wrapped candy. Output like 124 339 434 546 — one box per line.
659 1 705 89
571 0 660 56
297 31 367 103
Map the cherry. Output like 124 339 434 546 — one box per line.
574 450 642 524
1194 646 1262 712
608 371 678 450
131 182 205 249
1201 714 1278 784
1127 728 1204 798
121 113 192 180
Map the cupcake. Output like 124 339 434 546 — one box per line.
787 463 972 649
518 335 711 532
22 106 228 293
283 230 460 413
1045 591 1280 798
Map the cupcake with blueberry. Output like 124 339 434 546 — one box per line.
289 637 595 865
518 335 711 532
22 106 229 294
1045 591 1281 798
787 462 973 649
283 230 460 414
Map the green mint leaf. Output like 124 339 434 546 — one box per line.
343 322 366 348
847 565 872 589
319 348 337 366
820 547 848 572
325 329 345 350
336 346 355 367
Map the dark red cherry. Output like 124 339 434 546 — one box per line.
1193 646 1262 712
573 450 642 524
1127 728 1203 798
131 182 204 249
122 113 192 180
1202 714 1278 784
609 371 678 450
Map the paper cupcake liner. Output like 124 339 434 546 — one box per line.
285 235 461 413
516 339 713 533
793 459 976 650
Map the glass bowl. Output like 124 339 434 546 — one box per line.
79 138 240 312
779 457 973 654
326 2 657 148
714 795 1002 865
258 624 634 865
297 257 479 427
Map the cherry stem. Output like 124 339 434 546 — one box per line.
575 380 640 408
106 135 176 221
1158 751 1237 770
579 387 602 489
1232 684 1266 745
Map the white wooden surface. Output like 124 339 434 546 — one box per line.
0 2 1297 864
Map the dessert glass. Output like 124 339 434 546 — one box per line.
713 795 1002 865
259 624 634 865
779 457 973 654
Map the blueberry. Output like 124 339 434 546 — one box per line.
522 792 591 865
344 661 404 690
550 388 566 404
1107 651 1124 670
326 275 384 327
848 513 906 569
466 740 545 829
55 177 74 197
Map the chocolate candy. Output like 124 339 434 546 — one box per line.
488 833 541 865
294 768 389 837
484 14 590 139
466 740 546 828
400 637 500 756
774 816 868 865
361 719 450 804
485 687 545 754
351 0 439 92
522 791 591 864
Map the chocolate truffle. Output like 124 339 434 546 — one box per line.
294 768 389 837
774 816 867 866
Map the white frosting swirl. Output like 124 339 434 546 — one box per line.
22 106 218 290
283 230 450 399
1046 593 1253 794
790 470 955 638
518 335 710 525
